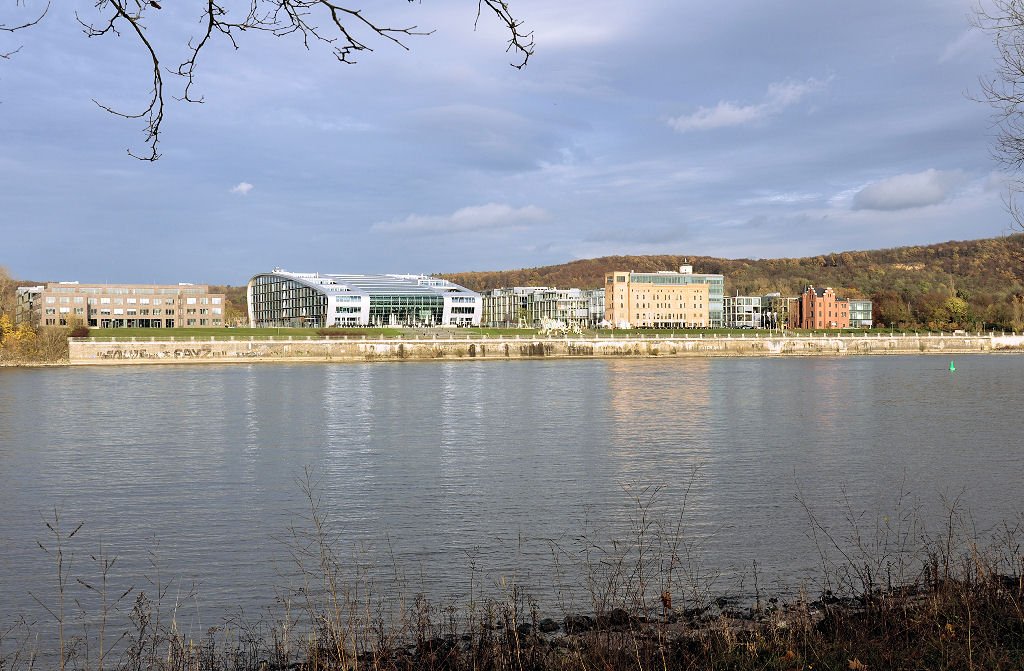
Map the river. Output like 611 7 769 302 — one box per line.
1 355 1021 636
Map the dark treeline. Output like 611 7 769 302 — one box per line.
441 235 1024 331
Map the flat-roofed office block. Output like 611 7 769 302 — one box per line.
16 282 225 328
604 265 723 328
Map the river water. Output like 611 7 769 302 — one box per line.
1 355 1022 635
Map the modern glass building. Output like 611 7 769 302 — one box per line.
761 293 798 330
479 286 546 327
848 299 873 328
481 286 604 328
247 269 481 328
723 295 763 328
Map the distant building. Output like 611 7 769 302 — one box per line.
481 286 606 328
481 286 549 327
794 286 849 329
761 293 798 330
604 265 722 328
848 299 873 328
585 289 605 326
529 288 592 328
247 269 480 328
723 294 763 328
15 285 44 326
16 282 225 328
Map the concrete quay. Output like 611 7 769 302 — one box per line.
68 333 1024 365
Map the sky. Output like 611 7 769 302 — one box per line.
0 0 1018 285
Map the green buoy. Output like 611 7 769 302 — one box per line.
949 360 956 371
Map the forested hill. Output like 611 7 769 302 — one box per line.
440 235 1024 330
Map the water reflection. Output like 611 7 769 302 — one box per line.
0 356 1021 627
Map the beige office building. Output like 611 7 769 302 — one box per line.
18 282 226 328
604 267 712 328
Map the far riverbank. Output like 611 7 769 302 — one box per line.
66 332 1024 364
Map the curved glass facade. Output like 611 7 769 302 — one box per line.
247 270 481 328
249 274 329 327
368 294 443 326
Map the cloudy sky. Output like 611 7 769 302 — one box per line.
0 0 1016 284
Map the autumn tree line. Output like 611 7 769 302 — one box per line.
0 267 70 363
3 235 1023 360
442 235 1024 332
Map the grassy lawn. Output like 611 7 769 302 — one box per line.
84 327 405 340
81 326 941 341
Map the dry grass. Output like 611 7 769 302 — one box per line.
2 475 1022 671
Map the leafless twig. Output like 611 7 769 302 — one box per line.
476 0 534 69
974 0 1024 227
78 1 164 160
1 1 49 60
7 1 531 160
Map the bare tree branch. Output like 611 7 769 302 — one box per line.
1 1 49 60
0 2 50 33
78 1 164 160
975 0 1024 227
4 1 531 161
476 0 533 69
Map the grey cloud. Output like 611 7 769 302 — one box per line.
852 169 966 211
402 104 564 171
582 224 688 245
371 203 549 236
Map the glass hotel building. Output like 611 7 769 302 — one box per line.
247 269 481 328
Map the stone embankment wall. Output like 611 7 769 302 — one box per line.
67 333 1023 365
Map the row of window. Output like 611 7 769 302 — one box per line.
45 296 220 305
633 305 708 311
49 287 206 295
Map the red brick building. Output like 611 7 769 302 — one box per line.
792 286 850 329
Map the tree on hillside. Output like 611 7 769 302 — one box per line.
1 1 532 160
